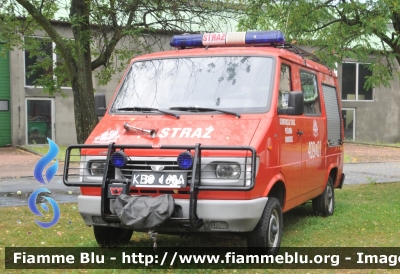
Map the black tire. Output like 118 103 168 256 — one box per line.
312 177 334 216
247 197 283 255
93 226 133 247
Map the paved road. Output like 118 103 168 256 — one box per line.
1 162 400 207
0 175 80 207
343 162 400 185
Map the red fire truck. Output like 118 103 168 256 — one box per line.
64 30 345 255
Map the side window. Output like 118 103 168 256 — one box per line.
300 70 321 115
279 64 291 108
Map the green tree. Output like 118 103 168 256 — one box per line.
0 0 239 143
239 0 400 89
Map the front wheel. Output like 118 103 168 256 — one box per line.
93 226 133 247
247 197 283 255
312 177 335 216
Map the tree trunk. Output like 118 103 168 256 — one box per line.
71 73 98 144
70 0 98 144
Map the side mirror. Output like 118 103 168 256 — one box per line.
278 91 304 115
95 93 107 117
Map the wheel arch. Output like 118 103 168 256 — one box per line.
325 164 338 188
262 174 286 210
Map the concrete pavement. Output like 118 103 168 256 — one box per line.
0 176 80 207
344 162 400 185
0 146 65 179
0 147 79 207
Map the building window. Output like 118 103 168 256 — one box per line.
24 37 71 88
300 70 321 115
342 63 372 100
0 100 9 111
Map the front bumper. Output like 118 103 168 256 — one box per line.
64 143 258 229
78 195 268 232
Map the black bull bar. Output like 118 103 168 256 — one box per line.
63 143 256 229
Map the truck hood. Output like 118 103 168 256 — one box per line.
87 116 261 146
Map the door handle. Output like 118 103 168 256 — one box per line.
297 130 303 136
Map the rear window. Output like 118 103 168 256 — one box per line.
300 70 321 115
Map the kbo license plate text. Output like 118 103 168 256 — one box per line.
132 172 187 187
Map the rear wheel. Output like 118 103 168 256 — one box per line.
247 197 283 255
312 177 334 216
93 226 133 247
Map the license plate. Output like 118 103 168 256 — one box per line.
131 172 187 188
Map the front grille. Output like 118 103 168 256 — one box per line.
63 144 256 191
120 160 193 182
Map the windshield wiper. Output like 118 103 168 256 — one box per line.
169 106 240 118
117 107 179 119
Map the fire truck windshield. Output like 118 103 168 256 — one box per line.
111 56 274 114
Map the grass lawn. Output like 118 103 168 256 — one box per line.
344 154 354 163
1 182 400 273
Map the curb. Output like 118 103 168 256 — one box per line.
344 141 400 149
343 161 400 165
15 145 65 162
0 174 64 180
0 175 35 180
15 145 44 157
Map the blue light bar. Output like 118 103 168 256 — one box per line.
245 30 286 44
170 34 203 48
170 30 286 48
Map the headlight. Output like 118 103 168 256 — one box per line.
89 161 106 176
215 164 241 179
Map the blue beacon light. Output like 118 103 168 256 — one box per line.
111 151 127 168
177 151 194 170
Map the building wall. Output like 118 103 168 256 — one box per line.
10 43 28 146
54 90 76 145
9 24 76 146
300 46 400 143
9 24 172 146
340 63 400 143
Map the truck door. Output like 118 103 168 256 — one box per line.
299 70 325 200
278 63 302 207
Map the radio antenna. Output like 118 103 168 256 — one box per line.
285 9 290 34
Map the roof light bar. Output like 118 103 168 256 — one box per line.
170 33 203 48
170 30 286 48
245 31 285 44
